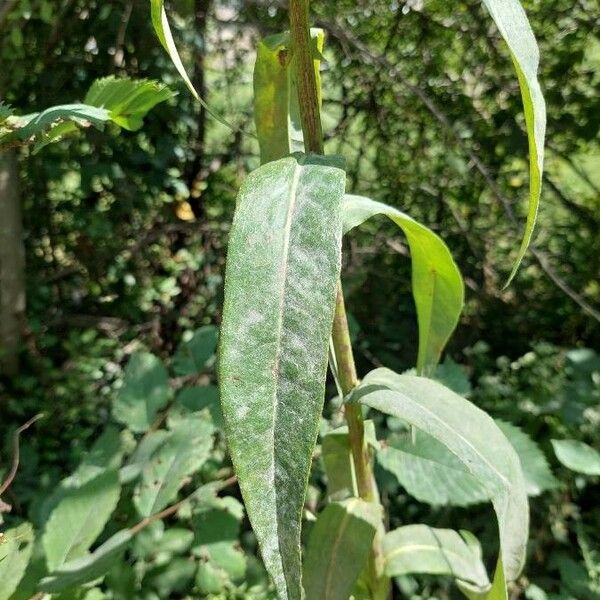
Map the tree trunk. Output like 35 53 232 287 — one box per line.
0 149 25 376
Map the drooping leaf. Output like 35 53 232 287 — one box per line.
112 351 171 433
42 470 121 570
83 76 174 131
219 153 345 600
383 525 490 593
459 557 508 600
551 439 600 476
343 195 464 376
149 0 235 131
478 0 546 283
303 499 381 600
38 529 132 593
352 369 528 581
0 522 34 600
172 325 218 376
133 414 214 517
496 421 558 495
254 29 324 164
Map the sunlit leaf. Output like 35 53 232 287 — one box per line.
352 369 528 581
479 0 546 283
551 439 600 476
343 195 464 376
0 522 34 600
219 153 345 600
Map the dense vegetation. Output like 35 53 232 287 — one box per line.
0 1 598 599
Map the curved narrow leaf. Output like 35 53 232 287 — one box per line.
42 469 121 570
303 499 380 600
133 415 214 517
0 522 34 600
551 439 600 476
219 153 345 600
112 351 171 433
383 525 490 592
479 0 546 283
352 369 528 581
150 0 235 131
343 195 464 375
38 529 132 593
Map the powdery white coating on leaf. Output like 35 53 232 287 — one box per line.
219 153 345 600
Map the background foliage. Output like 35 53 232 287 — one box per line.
0 1 598 598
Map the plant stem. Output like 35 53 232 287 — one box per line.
289 3 389 597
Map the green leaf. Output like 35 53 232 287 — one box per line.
133 414 214 517
352 369 528 581
383 525 490 592
38 529 132 593
172 325 218 376
219 153 345 600
84 76 174 131
321 421 377 499
254 29 324 164
112 352 171 433
343 195 463 376
120 429 169 484
42 470 121 570
174 385 222 428
479 0 546 283
150 0 235 131
303 499 381 600
496 421 558 495
551 439 600 476
0 522 34 600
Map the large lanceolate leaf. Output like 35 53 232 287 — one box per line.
219 153 345 600
352 369 528 582
343 195 464 375
479 0 546 282
303 499 380 600
150 0 233 131
0 522 34 600
39 529 132 593
42 469 121 571
383 525 490 593
254 29 324 164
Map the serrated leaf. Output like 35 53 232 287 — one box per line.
551 439 600 476
38 529 132 593
383 525 490 592
150 0 235 131
353 369 528 581
343 195 464 376
496 421 558 495
133 415 214 517
478 0 546 283
302 499 380 600
0 522 34 600
43 470 121 570
219 153 345 600
112 352 171 433
172 326 218 376
254 29 324 164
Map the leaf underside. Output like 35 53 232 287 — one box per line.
219 153 345 600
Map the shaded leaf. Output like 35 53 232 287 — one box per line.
303 499 381 600
0 522 34 600
219 153 345 600
112 352 171 433
479 0 546 282
133 415 214 517
38 530 132 593
383 525 490 592
551 439 600 476
43 470 121 570
353 369 528 581
343 195 464 376
172 326 218 376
